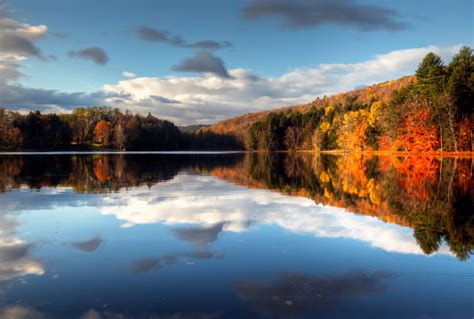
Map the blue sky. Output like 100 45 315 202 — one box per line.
1 0 473 124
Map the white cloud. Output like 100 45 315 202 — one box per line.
102 45 462 125
121 71 137 78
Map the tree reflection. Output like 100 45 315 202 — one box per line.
0 154 244 194
212 153 473 260
0 153 472 260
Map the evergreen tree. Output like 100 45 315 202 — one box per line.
415 52 446 95
447 46 474 115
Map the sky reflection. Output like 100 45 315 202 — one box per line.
0 154 472 318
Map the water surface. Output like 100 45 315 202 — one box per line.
0 153 472 318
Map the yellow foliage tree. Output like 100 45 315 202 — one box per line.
325 105 334 116
368 101 382 128
320 121 331 133
337 109 369 152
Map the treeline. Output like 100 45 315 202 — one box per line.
0 107 242 151
248 47 473 153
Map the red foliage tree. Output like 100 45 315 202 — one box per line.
394 108 440 152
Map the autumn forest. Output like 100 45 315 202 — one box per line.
0 48 472 153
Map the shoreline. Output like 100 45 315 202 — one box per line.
0 149 473 158
277 149 474 158
0 150 247 155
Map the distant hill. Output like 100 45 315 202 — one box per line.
208 75 415 144
178 124 211 133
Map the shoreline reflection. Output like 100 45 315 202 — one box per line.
1 153 470 259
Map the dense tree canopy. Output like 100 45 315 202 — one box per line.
0 107 241 151
248 47 473 153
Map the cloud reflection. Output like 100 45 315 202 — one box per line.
173 222 226 250
0 305 46 319
235 271 396 318
69 236 103 252
0 215 44 291
100 175 450 256
79 308 223 319
130 251 223 274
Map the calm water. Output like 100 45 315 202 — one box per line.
0 153 472 319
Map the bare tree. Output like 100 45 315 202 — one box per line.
114 123 127 150
284 126 303 151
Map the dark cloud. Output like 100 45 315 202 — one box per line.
69 236 103 252
191 40 232 50
235 271 396 318
68 47 109 65
0 33 42 57
135 26 232 50
0 60 23 82
172 51 231 78
150 95 181 104
0 83 126 111
49 31 69 38
0 5 48 59
173 222 226 249
241 0 408 31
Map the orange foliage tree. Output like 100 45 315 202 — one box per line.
94 120 112 146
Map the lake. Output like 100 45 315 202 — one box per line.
0 153 472 319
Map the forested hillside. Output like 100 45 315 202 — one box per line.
209 47 473 153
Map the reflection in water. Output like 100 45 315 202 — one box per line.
222 153 473 260
0 242 44 290
0 153 472 259
77 309 223 319
235 271 396 319
0 214 44 293
69 236 103 253
0 154 242 193
130 251 224 274
173 222 226 250
96 177 444 256
0 305 46 319
0 153 472 318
